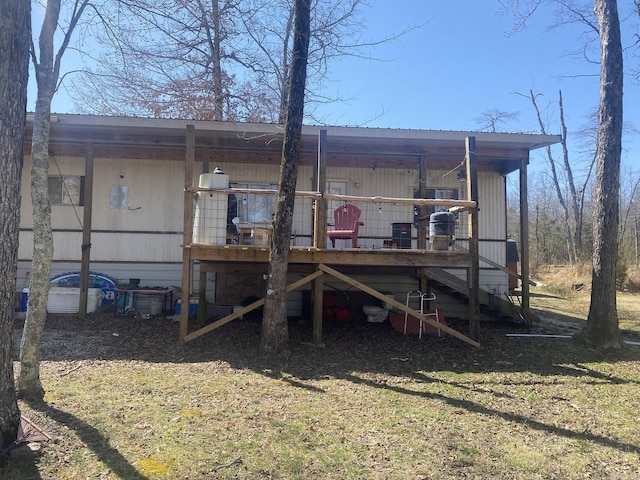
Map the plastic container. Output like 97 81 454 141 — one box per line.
135 295 163 315
49 271 117 305
46 287 104 314
175 298 199 317
392 222 412 249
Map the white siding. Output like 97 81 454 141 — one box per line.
18 155 513 307
477 174 506 240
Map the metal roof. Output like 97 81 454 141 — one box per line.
26 114 561 175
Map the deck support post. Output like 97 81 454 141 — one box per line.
180 125 196 342
312 269 324 345
466 137 480 341
519 156 530 310
197 148 209 325
314 129 328 249
78 142 94 319
417 155 428 249
311 129 328 344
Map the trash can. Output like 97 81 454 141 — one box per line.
507 239 520 290
392 222 412 249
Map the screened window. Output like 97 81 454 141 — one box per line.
426 188 459 215
414 187 459 223
232 182 277 224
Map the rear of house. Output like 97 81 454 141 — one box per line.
18 114 559 326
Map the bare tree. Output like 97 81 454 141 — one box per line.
0 0 30 459
72 0 395 122
474 109 519 132
617 168 640 275
577 0 623 348
520 89 585 264
502 0 624 348
17 0 92 400
73 0 251 120
240 0 374 122
261 0 311 357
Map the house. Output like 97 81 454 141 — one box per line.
20 114 560 345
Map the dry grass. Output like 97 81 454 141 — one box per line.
532 264 640 334
4 281 640 479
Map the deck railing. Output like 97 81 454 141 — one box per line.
190 186 476 250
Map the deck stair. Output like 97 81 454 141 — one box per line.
422 267 528 324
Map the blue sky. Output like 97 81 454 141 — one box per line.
311 1 639 170
37 1 638 170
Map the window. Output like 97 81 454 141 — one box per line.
427 188 459 215
414 187 459 223
326 179 348 214
49 176 84 206
232 182 277 224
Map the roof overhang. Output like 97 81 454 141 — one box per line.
25 114 561 175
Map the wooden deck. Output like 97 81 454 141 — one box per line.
188 244 472 268
180 243 481 348
179 129 483 347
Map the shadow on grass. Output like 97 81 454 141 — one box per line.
13 309 640 476
530 307 586 324
20 311 640 372
1 446 42 480
340 370 640 455
27 400 148 480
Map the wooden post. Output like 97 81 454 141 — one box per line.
519 156 530 310
78 143 93 320
312 272 324 345
417 155 427 250
198 148 208 324
78 142 94 320
314 129 327 248
180 125 196 342
312 129 328 344
417 155 428 294
466 137 480 341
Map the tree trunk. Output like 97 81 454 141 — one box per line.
17 0 62 400
577 0 623 348
261 0 311 358
0 0 30 459
211 0 224 121
277 5 296 124
558 91 583 256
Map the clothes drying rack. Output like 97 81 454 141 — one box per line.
404 291 441 339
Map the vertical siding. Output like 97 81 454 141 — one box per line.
18 156 513 307
477 174 506 240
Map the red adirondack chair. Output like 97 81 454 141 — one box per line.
327 203 364 248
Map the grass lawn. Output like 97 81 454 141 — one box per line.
5 284 640 479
